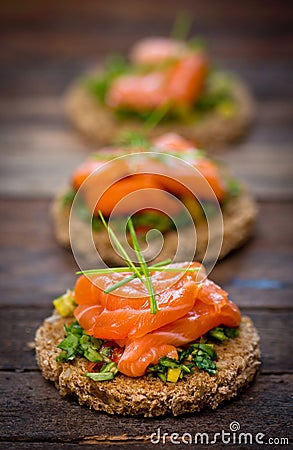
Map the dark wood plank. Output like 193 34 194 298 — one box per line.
0 1 291 201
211 200 293 285
0 0 292 65
0 0 292 445
0 1 292 103
0 125 88 199
0 444 154 450
0 200 292 306
0 199 77 305
0 372 291 446
0 103 292 199
218 145 293 201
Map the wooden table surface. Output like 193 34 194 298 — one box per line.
0 1 292 449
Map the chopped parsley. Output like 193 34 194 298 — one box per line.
194 70 236 114
57 320 104 363
93 210 175 235
147 326 239 382
61 188 76 207
226 177 241 197
208 325 239 341
56 320 239 383
56 320 120 379
148 342 217 382
84 53 129 104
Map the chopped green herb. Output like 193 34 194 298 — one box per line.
192 343 217 359
157 356 181 369
62 189 76 207
84 53 129 103
56 320 121 380
85 372 115 381
208 326 239 341
224 327 239 339
114 108 152 122
115 130 151 149
157 372 167 382
227 178 241 197
64 320 83 335
99 346 113 362
194 354 217 375
57 334 79 361
56 320 103 362
56 318 239 382
208 328 227 341
194 70 236 115
99 361 118 374
79 335 104 362
132 210 174 233
147 325 239 381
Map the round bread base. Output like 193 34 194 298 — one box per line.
35 315 260 417
64 74 255 149
51 190 257 265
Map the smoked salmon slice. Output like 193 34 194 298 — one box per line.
117 279 240 377
71 133 226 219
106 54 208 110
74 262 205 340
152 133 226 200
91 174 181 217
106 37 208 111
73 263 241 377
130 37 186 65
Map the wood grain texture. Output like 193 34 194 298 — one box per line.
0 2 292 200
0 0 292 447
0 373 291 444
1 199 292 305
1 102 291 199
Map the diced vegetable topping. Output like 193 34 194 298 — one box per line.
208 326 239 341
53 290 76 317
85 372 115 381
57 320 103 362
56 320 239 382
147 341 218 380
84 53 129 104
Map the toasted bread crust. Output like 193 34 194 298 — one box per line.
64 74 255 149
51 189 257 264
35 315 260 416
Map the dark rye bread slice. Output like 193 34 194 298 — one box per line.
51 189 257 265
64 75 255 149
35 314 260 417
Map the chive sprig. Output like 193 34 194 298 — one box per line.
76 211 200 314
